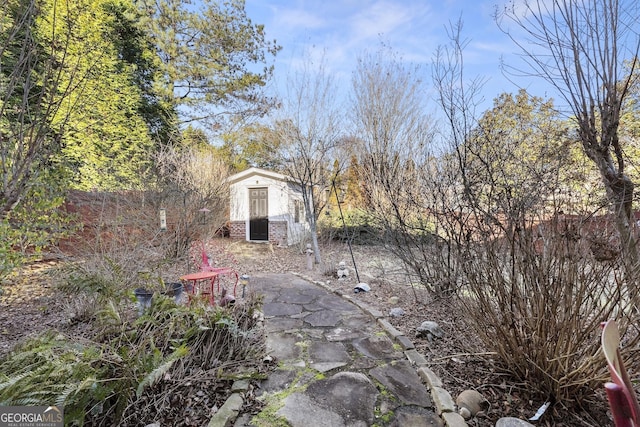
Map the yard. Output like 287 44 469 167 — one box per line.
0 235 613 426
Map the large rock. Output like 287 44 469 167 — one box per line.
278 371 379 427
416 321 445 341
456 389 489 419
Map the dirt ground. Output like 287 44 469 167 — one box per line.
0 238 612 426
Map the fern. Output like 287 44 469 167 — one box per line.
0 371 35 396
97 299 122 325
136 345 188 398
0 363 58 404
56 376 98 408
0 288 265 425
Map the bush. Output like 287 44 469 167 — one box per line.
456 219 639 406
318 208 379 244
0 293 265 425
0 195 77 282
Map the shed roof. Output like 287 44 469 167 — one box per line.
227 167 294 185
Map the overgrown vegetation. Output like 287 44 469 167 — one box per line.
0 0 277 280
346 16 640 420
3 0 640 424
0 269 265 426
0 186 266 425
457 214 637 406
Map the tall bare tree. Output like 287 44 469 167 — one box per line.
350 47 437 285
498 0 640 264
274 54 344 264
428 21 490 290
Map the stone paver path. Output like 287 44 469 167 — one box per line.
240 273 443 427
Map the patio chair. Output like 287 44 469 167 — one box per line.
192 240 238 299
601 320 640 427
195 241 236 275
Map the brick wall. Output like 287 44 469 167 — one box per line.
229 221 245 239
230 220 289 244
269 221 288 245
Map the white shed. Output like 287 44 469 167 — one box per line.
227 167 308 246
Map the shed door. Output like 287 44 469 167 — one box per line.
249 188 268 241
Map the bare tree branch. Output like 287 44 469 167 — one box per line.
273 51 345 264
498 0 640 266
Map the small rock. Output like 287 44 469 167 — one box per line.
416 321 445 341
459 407 471 419
354 283 370 293
389 308 405 317
388 296 399 305
456 389 489 419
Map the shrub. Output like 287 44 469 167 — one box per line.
318 208 379 244
0 293 265 425
457 219 639 407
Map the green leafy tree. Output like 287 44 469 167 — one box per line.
0 0 68 218
468 89 573 217
135 0 280 129
0 0 163 278
0 165 75 278
49 0 166 190
341 154 366 210
104 0 176 143
0 0 89 277
217 124 285 172
181 125 210 149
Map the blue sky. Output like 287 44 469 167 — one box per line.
244 0 552 112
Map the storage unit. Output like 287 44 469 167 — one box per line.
228 167 308 245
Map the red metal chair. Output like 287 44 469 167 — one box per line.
192 241 239 301
601 320 640 427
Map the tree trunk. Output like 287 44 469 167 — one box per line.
581 117 639 272
604 171 639 268
587 138 640 283
303 188 322 265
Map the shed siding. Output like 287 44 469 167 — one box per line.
228 168 307 245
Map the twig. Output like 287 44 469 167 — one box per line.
430 351 499 363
